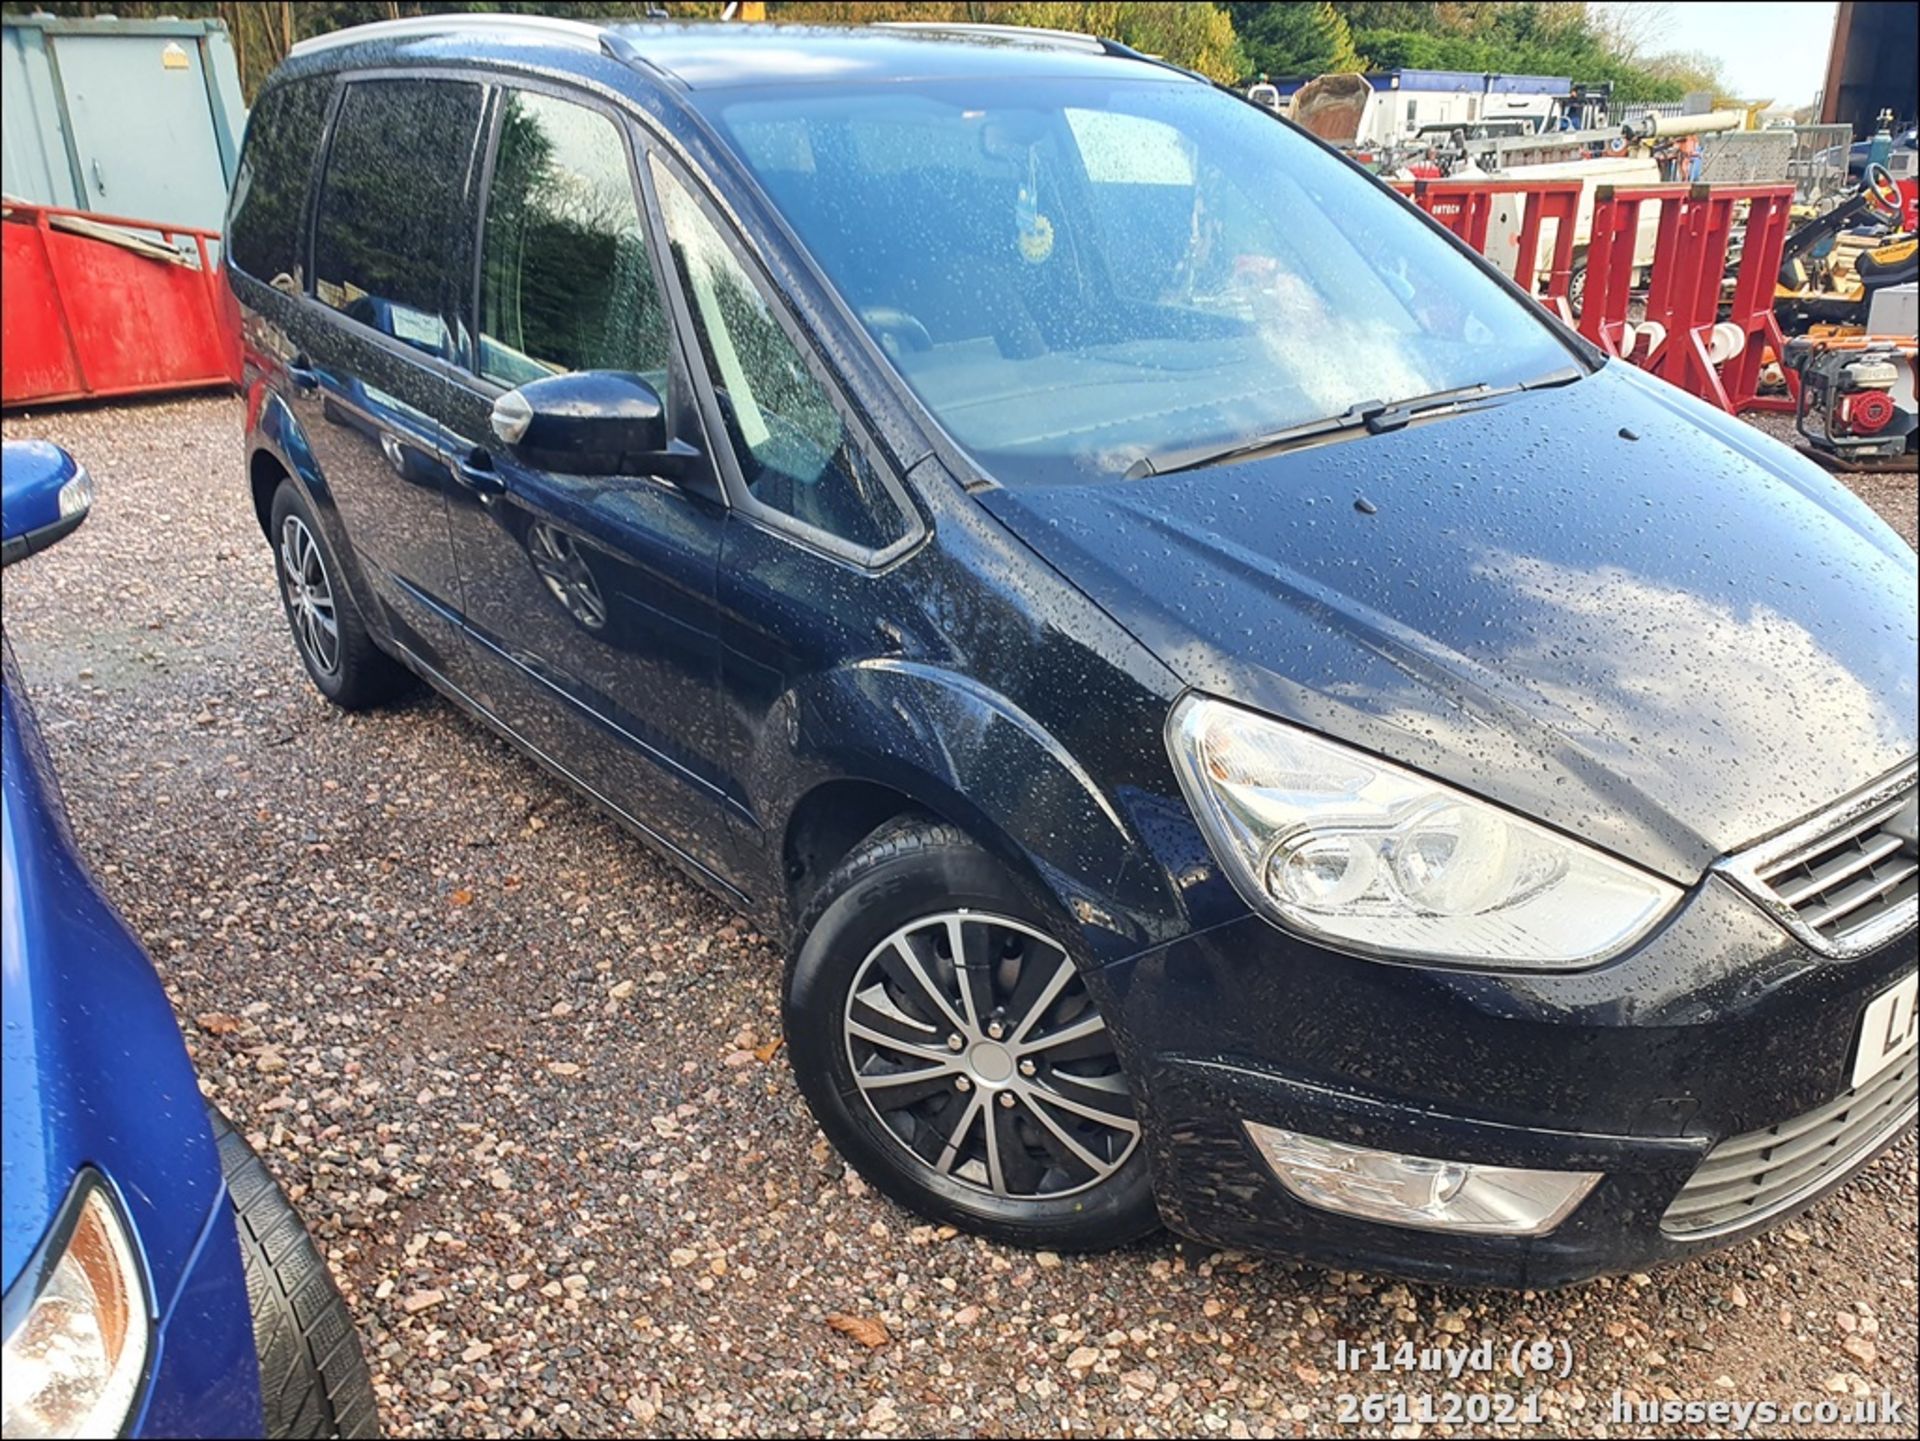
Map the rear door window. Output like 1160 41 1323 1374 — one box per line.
311 78 484 358
226 77 333 290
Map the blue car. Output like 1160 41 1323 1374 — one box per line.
2 441 376 1439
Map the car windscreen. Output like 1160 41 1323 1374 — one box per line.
710 77 1576 485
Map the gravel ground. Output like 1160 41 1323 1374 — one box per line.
1740 411 1919 549
3 393 1916 1440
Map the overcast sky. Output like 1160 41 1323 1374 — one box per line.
1594 1 1839 106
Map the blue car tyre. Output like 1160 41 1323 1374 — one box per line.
268 481 412 710
785 819 1159 1252
210 1108 378 1439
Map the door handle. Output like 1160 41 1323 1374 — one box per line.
454 447 508 501
285 353 319 393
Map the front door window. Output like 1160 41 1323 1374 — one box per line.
479 90 674 393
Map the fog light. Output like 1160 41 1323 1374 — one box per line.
1246 1122 1600 1236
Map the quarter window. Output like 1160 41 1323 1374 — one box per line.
227 77 332 288
479 91 671 391
653 162 910 552
311 79 483 356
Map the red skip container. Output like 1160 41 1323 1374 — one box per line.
2 200 241 409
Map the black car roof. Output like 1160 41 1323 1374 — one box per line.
288 15 1186 92
611 21 1162 89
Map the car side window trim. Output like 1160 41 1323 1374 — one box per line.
463 83 507 385
635 142 927 572
454 75 723 504
302 81 344 298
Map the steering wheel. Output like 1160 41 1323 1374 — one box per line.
1865 161 1903 217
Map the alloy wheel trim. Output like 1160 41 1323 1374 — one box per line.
842 908 1140 1201
279 514 341 676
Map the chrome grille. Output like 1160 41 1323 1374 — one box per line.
1660 1053 1917 1238
1721 765 1919 958
1761 794 1918 939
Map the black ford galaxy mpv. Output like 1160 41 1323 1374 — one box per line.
228 15 1918 1287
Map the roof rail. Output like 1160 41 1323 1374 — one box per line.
871 21 1106 54
288 11 608 60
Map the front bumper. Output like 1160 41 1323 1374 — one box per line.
1099 875 1917 1288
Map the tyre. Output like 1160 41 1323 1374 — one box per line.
268 481 412 709
785 819 1159 1252
210 1106 379 1440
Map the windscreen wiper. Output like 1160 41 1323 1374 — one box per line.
1123 365 1584 480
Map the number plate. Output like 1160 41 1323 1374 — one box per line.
1852 972 1919 1089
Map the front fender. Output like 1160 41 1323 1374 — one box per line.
773 659 1189 965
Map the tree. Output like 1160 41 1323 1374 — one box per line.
1343 0 1705 105
1001 2 1244 80
1102 2 1242 82
1586 0 1676 62
1640 49 1730 100
1230 1 1362 78
1332 2 1438 29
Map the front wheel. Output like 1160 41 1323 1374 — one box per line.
785 819 1160 1252
211 1106 379 1439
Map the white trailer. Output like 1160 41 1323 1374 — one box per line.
1283 68 1570 148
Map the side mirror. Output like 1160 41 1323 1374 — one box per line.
2 441 93 567
490 372 691 479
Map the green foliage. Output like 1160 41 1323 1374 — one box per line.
996 3 1243 80
1339 1 1695 103
1229 2 1361 78
1223 0 1698 100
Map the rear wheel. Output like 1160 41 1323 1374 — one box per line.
785 819 1160 1251
210 1106 379 1439
269 481 412 709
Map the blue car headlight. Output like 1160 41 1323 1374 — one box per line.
55 469 93 524
2 1175 149 1439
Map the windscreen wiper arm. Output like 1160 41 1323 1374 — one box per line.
1361 365 1583 434
1123 365 1583 480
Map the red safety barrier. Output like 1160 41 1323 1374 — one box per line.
2 201 241 410
1390 178 1584 306
1580 182 1796 415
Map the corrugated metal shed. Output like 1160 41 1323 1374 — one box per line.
1 13 246 231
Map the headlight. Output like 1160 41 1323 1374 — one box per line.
2 1176 149 1440
55 468 93 522
1167 694 1680 968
